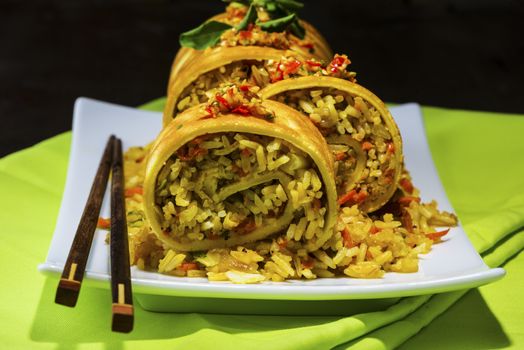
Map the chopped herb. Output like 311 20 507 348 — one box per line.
176 124 184 130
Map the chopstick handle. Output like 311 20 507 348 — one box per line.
55 135 115 307
110 138 134 333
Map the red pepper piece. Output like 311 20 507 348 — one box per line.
204 106 216 118
283 59 302 75
239 30 252 40
239 84 251 92
331 56 347 67
305 60 322 68
231 105 251 116
215 94 231 109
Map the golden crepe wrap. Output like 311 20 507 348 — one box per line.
144 100 338 252
260 76 403 212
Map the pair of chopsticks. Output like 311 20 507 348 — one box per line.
55 135 134 333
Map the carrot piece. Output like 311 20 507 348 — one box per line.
97 217 110 230
387 142 395 155
302 258 315 269
399 178 414 194
426 228 450 241
180 262 199 271
361 141 373 151
341 227 355 248
338 190 368 206
398 196 420 206
369 225 381 235
124 187 143 197
338 190 357 206
335 152 347 161
277 239 288 250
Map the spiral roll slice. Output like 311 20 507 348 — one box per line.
260 76 403 213
145 100 337 252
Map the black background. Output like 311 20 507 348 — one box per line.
1 0 523 157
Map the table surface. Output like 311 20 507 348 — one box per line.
1 0 523 157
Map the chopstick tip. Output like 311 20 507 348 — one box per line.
55 279 81 307
111 304 134 333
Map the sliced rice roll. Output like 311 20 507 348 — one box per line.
260 75 403 213
170 4 332 82
144 95 338 253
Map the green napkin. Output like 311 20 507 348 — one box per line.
1 102 523 349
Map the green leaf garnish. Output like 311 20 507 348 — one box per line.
235 4 257 31
257 13 296 32
179 21 233 50
181 0 307 49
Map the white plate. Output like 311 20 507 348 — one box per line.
39 98 504 304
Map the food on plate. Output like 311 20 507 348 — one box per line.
143 95 337 254
119 0 457 283
164 0 333 127
259 58 403 212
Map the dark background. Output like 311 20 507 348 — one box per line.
1 0 523 157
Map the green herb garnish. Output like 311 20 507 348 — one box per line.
180 0 306 50
179 21 233 50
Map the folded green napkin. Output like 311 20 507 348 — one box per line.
1 101 523 349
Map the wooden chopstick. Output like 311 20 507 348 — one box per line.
110 137 134 333
55 135 115 307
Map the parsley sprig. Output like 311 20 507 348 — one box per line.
179 0 305 50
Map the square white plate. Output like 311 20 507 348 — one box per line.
39 98 504 305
